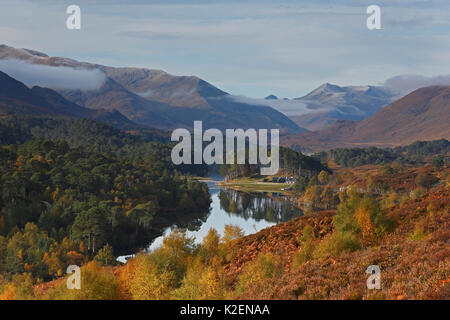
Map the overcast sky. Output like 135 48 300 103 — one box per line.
1 0 449 97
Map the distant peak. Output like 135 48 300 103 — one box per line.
318 82 343 91
22 48 49 58
299 82 345 99
0 44 49 59
265 94 278 100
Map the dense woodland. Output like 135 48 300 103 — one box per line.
0 118 212 282
220 146 329 179
315 139 449 168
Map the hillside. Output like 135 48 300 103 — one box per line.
0 44 304 133
0 70 137 129
228 169 449 299
283 86 450 153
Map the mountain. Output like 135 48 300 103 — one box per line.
283 86 450 153
0 70 137 129
0 44 304 133
265 94 278 100
289 83 394 131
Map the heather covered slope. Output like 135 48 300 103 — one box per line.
283 86 450 153
353 86 450 144
226 168 449 300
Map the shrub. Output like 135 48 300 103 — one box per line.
298 225 314 243
411 188 426 199
294 177 309 194
426 201 439 214
0 273 35 300
222 225 244 245
293 240 316 269
313 232 361 259
174 259 228 300
334 192 394 243
200 229 220 263
318 170 330 185
415 172 438 189
431 156 444 169
94 244 116 266
221 225 244 262
45 262 118 300
128 255 175 300
355 206 376 245
409 220 427 241
236 252 282 294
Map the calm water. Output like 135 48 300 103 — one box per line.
118 179 303 262
147 179 303 250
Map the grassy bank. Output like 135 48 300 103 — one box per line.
217 177 292 193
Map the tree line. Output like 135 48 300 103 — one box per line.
316 139 449 168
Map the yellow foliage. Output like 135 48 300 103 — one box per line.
318 170 329 185
51 188 59 201
128 255 175 300
0 284 16 300
175 259 228 300
45 262 118 300
236 252 282 294
222 225 244 245
355 206 376 245
293 239 316 269
202 229 220 262
382 192 399 209
0 273 34 300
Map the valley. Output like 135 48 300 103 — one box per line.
0 43 448 301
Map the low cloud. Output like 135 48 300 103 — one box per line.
227 95 325 116
0 59 106 90
384 74 450 95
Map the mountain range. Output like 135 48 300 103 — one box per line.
0 44 303 134
282 86 450 153
1 44 449 153
281 83 395 131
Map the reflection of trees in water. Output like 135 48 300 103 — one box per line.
171 209 210 232
149 208 210 238
218 189 303 223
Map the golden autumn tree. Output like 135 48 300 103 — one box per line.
128 254 175 300
174 258 228 300
355 206 376 246
45 262 118 300
201 228 220 262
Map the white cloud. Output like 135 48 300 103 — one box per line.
384 74 450 95
227 95 323 116
0 59 106 90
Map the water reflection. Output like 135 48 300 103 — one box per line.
218 189 303 223
145 180 303 252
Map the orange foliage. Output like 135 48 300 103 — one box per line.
0 285 15 300
355 206 376 245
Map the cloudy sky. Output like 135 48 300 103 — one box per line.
0 0 450 97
